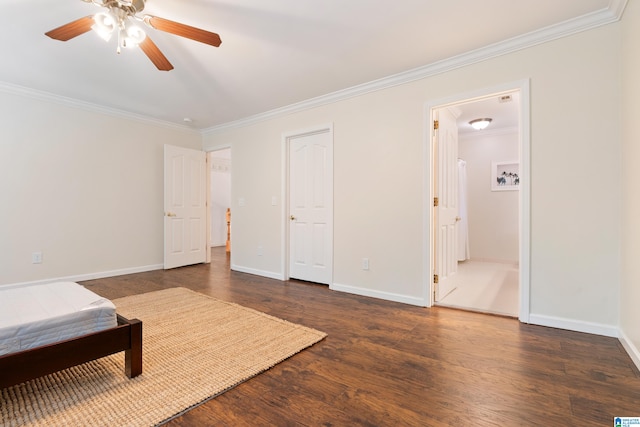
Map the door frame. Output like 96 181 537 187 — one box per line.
281 123 334 283
207 145 232 253
423 80 531 323
205 143 232 265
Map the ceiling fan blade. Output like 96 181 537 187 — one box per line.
139 37 174 71
145 16 222 47
45 16 94 41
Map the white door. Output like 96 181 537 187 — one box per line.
164 144 207 269
288 129 333 284
434 108 459 301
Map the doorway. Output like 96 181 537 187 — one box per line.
209 147 231 259
426 81 530 322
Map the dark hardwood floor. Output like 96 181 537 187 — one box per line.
82 247 640 426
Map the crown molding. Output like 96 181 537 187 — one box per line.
1 1 628 137
203 1 628 136
609 0 630 18
0 81 199 134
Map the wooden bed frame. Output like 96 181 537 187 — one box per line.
0 314 142 389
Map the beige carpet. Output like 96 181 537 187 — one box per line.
437 260 519 317
0 287 326 427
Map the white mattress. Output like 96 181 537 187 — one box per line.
0 281 117 356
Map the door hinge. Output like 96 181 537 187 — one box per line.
433 197 439 207
433 274 439 284
433 120 439 130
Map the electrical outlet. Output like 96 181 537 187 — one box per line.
32 252 43 264
362 258 369 270
257 246 263 256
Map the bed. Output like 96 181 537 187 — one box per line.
0 281 142 389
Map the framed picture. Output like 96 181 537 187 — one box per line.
491 161 520 191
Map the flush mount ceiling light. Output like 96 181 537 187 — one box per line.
44 0 222 71
469 118 492 130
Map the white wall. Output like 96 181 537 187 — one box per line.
215 123 289 277
459 129 519 263
620 0 640 365
0 10 628 344
203 22 622 332
0 92 201 286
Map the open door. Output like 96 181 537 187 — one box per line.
164 144 207 269
433 108 460 301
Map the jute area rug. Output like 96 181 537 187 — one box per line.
1 287 326 426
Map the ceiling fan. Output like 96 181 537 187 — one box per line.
45 0 222 71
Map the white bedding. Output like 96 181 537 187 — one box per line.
0 281 117 356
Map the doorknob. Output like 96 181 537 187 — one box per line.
455 216 461 222
166 212 177 217
290 215 296 220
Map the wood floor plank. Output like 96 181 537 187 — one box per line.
81 247 640 426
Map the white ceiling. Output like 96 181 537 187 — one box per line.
0 0 622 131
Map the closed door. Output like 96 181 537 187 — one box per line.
164 144 207 269
288 128 333 284
434 108 459 301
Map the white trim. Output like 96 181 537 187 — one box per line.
619 329 640 372
0 264 163 288
519 82 532 323
424 79 531 322
528 314 618 338
331 282 426 307
0 81 198 133
231 264 285 281
421 112 433 307
281 134 288 280
202 3 626 135
610 0 630 18
204 144 233 265
205 153 212 264
203 142 233 153
281 124 334 285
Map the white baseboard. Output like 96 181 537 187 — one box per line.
528 313 618 337
330 282 427 307
619 329 640 372
8 264 637 371
0 264 164 288
230 264 285 281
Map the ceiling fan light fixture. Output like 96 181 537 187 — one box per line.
45 0 220 71
124 22 146 46
92 12 115 41
469 118 492 130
